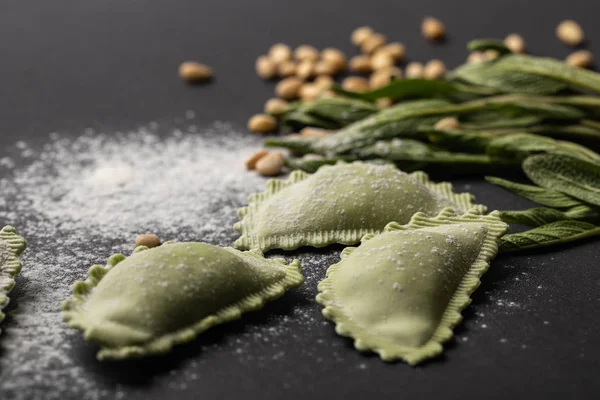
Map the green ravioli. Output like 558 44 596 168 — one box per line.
316 208 507 365
62 242 303 360
0 226 27 334
234 162 484 251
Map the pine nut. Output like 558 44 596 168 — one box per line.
504 34 526 54
178 62 213 82
264 98 289 115
434 117 460 131
566 50 593 68
423 59 446 80
361 33 387 54
256 152 285 176
248 114 277 134
350 55 372 74
135 234 161 248
275 77 304 100
294 45 320 62
352 26 374 46
245 149 270 170
556 20 584 46
342 76 370 92
269 43 292 64
405 62 424 78
422 17 445 41
321 48 347 74
256 56 278 79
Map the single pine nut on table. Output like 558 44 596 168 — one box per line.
434 117 460 131
178 62 213 82
556 20 584 46
248 114 277 134
422 16 445 41
504 34 526 53
256 55 278 79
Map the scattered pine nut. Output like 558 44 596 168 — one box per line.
321 48 347 74
321 89 337 98
422 17 445 41
248 114 277 134
504 34 526 54
296 60 316 80
434 117 460 131
556 20 584 46
423 59 446 80
380 42 406 62
370 51 395 70
484 49 500 60
405 62 424 78
178 62 213 82
361 33 387 54
314 75 334 90
264 98 289 115
467 51 487 64
314 61 337 76
269 43 292 64
299 84 321 101
245 149 270 170
342 76 370 92
278 60 297 77
135 234 161 248
256 151 285 176
276 77 304 100
350 55 372 74
369 67 402 89
566 50 593 68
352 26 374 46
376 98 394 108
294 45 320 62
256 56 278 79
300 127 332 138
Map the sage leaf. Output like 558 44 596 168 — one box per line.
450 53 600 95
485 176 586 208
424 129 492 153
283 97 378 129
334 79 495 102
523 153 600 207
499 208 571 226
486 133 600 163
500 221 600 252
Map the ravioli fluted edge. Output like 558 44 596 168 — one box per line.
234 162 486 252
62 242 303 360
0 225 27 335
316 208 508 365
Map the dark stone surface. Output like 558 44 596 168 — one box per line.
0 1 599 399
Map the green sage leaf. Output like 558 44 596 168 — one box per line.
523 153 600 207
485 176 586 208
467 39 511 55
500 221 600 252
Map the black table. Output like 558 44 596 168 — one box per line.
1 1 599 399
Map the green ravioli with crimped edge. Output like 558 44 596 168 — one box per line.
234 162 485 252
0 225 27 334
316 208 507 365
62 242 303 360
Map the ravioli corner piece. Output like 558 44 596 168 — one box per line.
62 242 303 360
316 208 507 366
0 225 27 333
234 162 485 252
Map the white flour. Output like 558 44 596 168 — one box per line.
0 121 342 400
